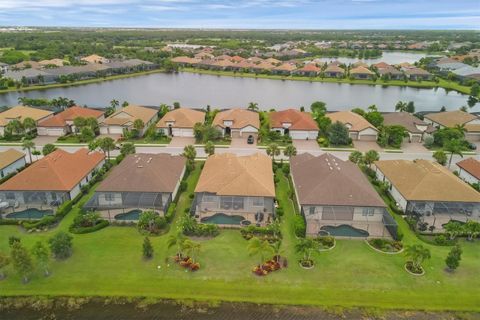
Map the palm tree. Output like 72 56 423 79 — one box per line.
270 240 283 263
22 117 36 134
295 238 316 265
110 99 119 110
204 141 215 156
283 144 297 159
5 119 23 135
363 149 379 168
395 101 408 112
97 137 116 160
248 237 273 265
444 139 463 168
133 119 145 137
22 139 35 163
348 150 364 164
453 124 466 136
266 143 280 162
404 244 431 271
167 231 187 258
183 239 201 263
247 102 259 112
182 145 197 166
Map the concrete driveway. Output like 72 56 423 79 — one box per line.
353 141 382 152
293 139 321 152
169 137 195 147
34 136 58 146
231 137 256 148
401 142 429 153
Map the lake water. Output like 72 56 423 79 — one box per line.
310 51 437 65
0 71 474 112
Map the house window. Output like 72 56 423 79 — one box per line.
309 207 315 215
252 197 264 207
105 193 115 202
6 192 15 200
362 208 375 216
51 193 57 201
203 195 216 202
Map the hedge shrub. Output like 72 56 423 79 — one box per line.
69 220 109 234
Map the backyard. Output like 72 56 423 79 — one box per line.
0 163 479 312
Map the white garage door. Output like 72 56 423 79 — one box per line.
359 134 377 141
108 126 124 134
290 131 308 140
37 127 65 136
172 128 194 137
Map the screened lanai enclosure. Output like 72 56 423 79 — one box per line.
302 205 399 239
407 201 480 231
83 191 172 221
0 191 68 220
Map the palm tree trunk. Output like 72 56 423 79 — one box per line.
28 149 32 163
448 153 453 168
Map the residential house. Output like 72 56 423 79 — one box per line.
382 112 435 143
456 158 480 185
375 64 404 80
0 149 105 218
264 58 281 65
251 61 276 73
230 60 256 72
0 62 9 73
212 108 259 140
38 59 64 68
3 68 55 84
349 66 375 80
194 52 214 60
81 54 110 64
404 67 432 81
352 61 369 68
192 153 275 227
326 111 378 141
269 109 318 140
230 56 245 63
37 106 104 136
156 108 205 137
323 64 345 78
0 106 53 136
99 105 158 136
294 63 320 77
84 154 186 220
291 153 396 238
0 149 26 178
374 159 480 230
12 60 41 70
272 63 297 75
423 110 480 141
171 56 201 67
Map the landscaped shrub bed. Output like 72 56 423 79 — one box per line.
70 220 109 234
367 238 403 253
240 225 281 243
69 211 109 234
22 216 57 231
252 256 285 276
181 214 220 237
315 236 335 250
174 254 200 272
405 261 424 275
293 214 306 238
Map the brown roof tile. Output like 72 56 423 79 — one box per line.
269 109 318 131
326 111 377 132
456 158 480 180
38 106 104 128
0 149 25 170
424 110 478 128
156 108 205 129
213 108 259 130
102 105 157 127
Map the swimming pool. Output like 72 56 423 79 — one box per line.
6 208 54 219
320 225 369 237
201 213 245 225
114 210 142 221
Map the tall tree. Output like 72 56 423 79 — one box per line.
247 102 259 112
204 141 215 156
328 121 350 146
182 145 197 169
395 101 408 112
310 101 327 119
22 117 36 134
349 150 364 164
0 252 10 280
32 241 50 277
248 237 273 265
142 237 154 259
167 231 187 258
405 244 431 272
283 144 297 159
10 242 34 283
364 150 379 168
444 139 463 168
22 139 35 163
97 137 116 160
266 143 280 162
183 239 201 264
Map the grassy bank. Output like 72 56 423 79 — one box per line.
181 68 473 95
0 69 166 94
0 163 479 312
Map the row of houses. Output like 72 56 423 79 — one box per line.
430 57 480 81
172 55 432 80
1 148 479 238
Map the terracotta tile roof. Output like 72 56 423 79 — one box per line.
213 108 260 130
377 66 403 75
382 112 433 134
0 149 105 192
350 66 375 75
352 61 369 68
195 153 275 197
324 64 345 73
216 55 232 61
81 54 108 64
269 109 318 131
247 57 264 63
326 111 378 132
291 153 385 207
0 106 53 126
0 149 25 170
156 108 205 129
102 105 157 127
233 60 256 69
404 67 431 76
265 58 281 64
230 56 245 63
457 158 480 180
251 61 275 70
97 153 186 193
373 62 391 69
171 56 201 64
38 106 104 128
272 63 297 72
375 160 480 202
297 63 321 73
424 110 478 128
465 124 480 133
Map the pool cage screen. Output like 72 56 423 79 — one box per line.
407 201 478 226
0 191 68 214
83 191 172 214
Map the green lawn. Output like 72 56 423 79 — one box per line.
0 163 479 311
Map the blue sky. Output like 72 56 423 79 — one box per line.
0 0 479 29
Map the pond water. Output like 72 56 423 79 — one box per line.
0 71 474 112
310 51 438 65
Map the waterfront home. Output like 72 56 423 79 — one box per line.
272 63 297 75
352 61 369 68
84 154 186 221
37 106 105 136
264 58 281 65
194 52 215 60
374 159 480 230
230 60 256 72
403 67 432 81
12 60 41 70
269 109 318 140
291 153 396 238
38 59 65 68
376 65 404 80
326 111 378 141
0 149 105 218
323 64 345 78
192 153 275 227
372 62 390 69
81 54 110 64
0 106 53 136
382 112 435 143
3 68 54 84
456 158 480 185
349 66 375 80
230 55 245 63
251 61 276 73
0 149 26 179
294 63 321 77
156 108 205 137
171 56 201 67
247 57 264 64
210 59 235 71
99 105 158 136
212 108 259 141
423 110 480 141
